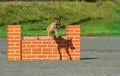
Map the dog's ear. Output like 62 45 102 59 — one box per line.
53 17 56 19
59 18 61 22
59 16 62 22
53 17 58 21
53 16 62 22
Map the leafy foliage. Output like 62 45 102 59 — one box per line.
0 1 120 37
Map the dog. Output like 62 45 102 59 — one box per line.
47 18 61 40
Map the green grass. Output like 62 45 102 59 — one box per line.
21 23 66 36
0 25 7 37
0 1 120 37
81 19 120 36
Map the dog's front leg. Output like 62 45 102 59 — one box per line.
47 32 50 40
55 29 58 38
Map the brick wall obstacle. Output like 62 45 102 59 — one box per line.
8 25 80 61
8 25 21 60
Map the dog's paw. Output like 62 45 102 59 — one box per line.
56 36 59 38
47 37 50 41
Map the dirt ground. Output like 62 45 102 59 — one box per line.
0 37 120 76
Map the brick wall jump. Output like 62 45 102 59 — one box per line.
8 25 21 60
8 25 80 61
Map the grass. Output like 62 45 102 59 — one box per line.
0 25 7 37
21 23 66 36
81 19 120 36
0 1 120 37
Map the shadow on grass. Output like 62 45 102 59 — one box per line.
70 17 102 25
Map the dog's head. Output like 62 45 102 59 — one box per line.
54 17 61 29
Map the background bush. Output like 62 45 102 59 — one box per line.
0 1 120 37
0 2 118 26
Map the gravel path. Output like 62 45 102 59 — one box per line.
0 37 120 76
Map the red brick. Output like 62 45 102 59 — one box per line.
22 51 31 54
32 50 42 54
8 25 21 28
8 47 20 50
48 55 58 59
72 40 80 42
21 58 27 60
8 35 20 38
52 50 60 54
8 57 14 61
43 50 52 54
67 49 74 53
74 57 80 60
53 58 60 60
52 48 59 54
32 41 42 44
53 41 62 44
15 44 21 47
23 36 38 40
75 47 80 49
43 41 53 44
8 53 20 56
31 58 41 60
8 30 14 32
22 45 28 48
74 44 80 46
14 37 21 39
66 30 74 32
61 56 69 60
67 32 80 36
14 35 21 38
37 45 47 47
8 33 21 36
73 37 80 39
8 51 20 53
15 57 21 60
22 55 27 58
7 25 81 61
22 41 32 44
37 55 47 59
41 58 53 60
8 36 14 39
22 49 31 51
67 25 80 27
15 30 20 32
8 49 21 52
27 55 37 59
66 33 80 36
8 44 14 46
71 54 80 56
74 49 80 51
48 45 57 47
43 48 52 51
8 40 21 42
75 30 80 32
27 45 36 48
62 51 68 55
